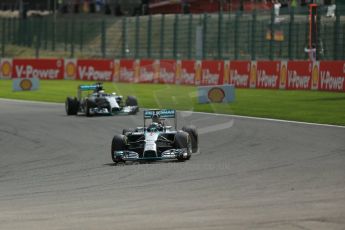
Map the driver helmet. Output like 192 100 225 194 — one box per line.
147 122 159 132
152 114 160 123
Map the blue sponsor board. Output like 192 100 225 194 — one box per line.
12 78 39 91
198 84 235 104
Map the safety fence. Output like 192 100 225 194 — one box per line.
1 58 344 92
1 6 345 60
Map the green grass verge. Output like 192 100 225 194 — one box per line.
1 80 345 126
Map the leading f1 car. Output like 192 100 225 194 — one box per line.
111 109 198 163
65 82 139 116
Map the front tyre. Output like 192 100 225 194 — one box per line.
182 125 198 153
125 96 139 114
65 97 79 115
111 134 127 163
174 131 192 161
122 128 135 135
125 96 138 106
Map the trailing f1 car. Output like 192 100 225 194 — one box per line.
65 82 139 116
111 109 198 163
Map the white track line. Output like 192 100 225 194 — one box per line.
183 110 345 129
1 98 344 129
0 98 62 105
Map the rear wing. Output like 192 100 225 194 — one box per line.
143 109 176 119
78 82 103 91
143 109 177 129
79 85 98 91
77 83 103 99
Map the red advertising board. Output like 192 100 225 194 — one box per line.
201 60 224 86
176 60 195 85
159 60 176 84
8 58 345 92
139 59 156 83
119 59 138 83
286 61 312 90
76 59 114 81
12 59 64 79
229 61 251 88
318 61 345 92
256 61 281 89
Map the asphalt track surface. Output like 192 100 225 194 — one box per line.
0 99 345 230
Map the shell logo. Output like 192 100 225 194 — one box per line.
65 62 76 78
280 64 287 87
208 87 225 103
1 61 12 77
19 79 33 90
312 64 319 89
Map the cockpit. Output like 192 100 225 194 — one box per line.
147 122 163 132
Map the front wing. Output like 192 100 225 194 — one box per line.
113 149 188 162
87 105 138 116
113 106 138 115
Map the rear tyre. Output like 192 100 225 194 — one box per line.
111 134 127 163
174 131 192 161
65 97 79 115
182 125 198 153
85 99 92 117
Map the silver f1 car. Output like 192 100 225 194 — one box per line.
65 82 139 116
111 109 198 163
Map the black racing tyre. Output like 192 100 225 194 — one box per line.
65 97 79 115
174 131 192 161
85 99 92 117
111 134 127 163
125 96 138 106
131 106 139 114
122 128 135 135
182 125 198 153
128 106 139 115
